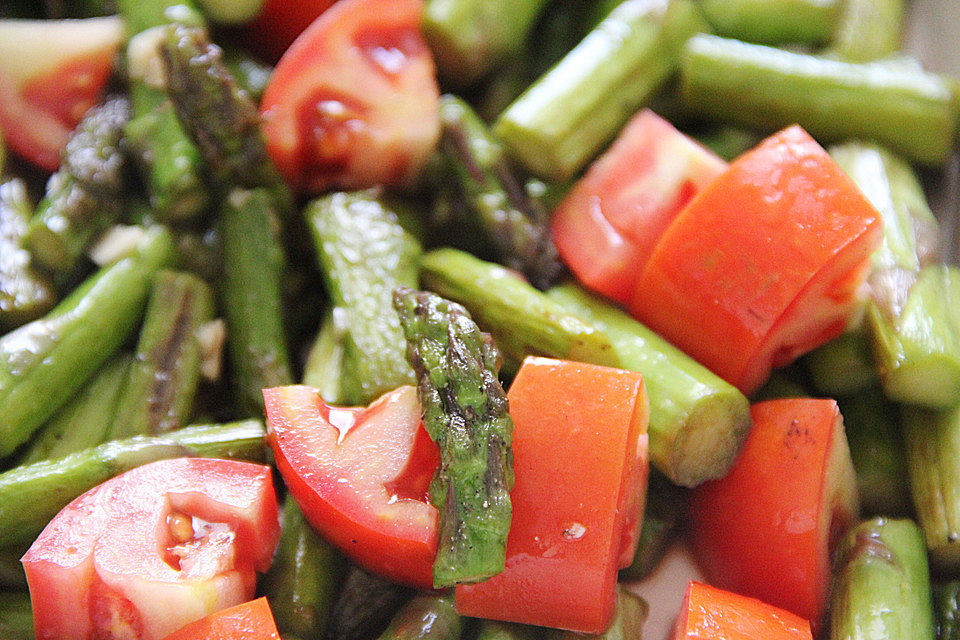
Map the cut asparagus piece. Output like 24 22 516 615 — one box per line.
937 582 960 640
0 543 28 588
475 621 539 640
394 287 514 588
302 309 346 403
109 270 215 438
305 191 420 405
0 592 32 640
828 0 905 62
221 45 272 102
438 95 561 290
803 328 879 397
0 419 266 548
495 0 709 181
423 0 552 87
326 566 413 640
679 35 958 165
262 498 347 640
547 282 750 487
219 188 293 415
698 0 840 45
18 355 131 465
0 179 56 332
830 517 935 640
24 96 129 274
420 249 619 373
376 594 463 640
0 226 175 458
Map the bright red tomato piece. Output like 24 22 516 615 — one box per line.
455 357 649 634
689 399 859 632
630 125 883 394
22 458 280 640
0 17 121 171
161 598 280 640
673 582 814 640
260 0 440 193
243 0 339 63
264 385 440 589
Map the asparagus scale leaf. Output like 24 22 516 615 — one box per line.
393 286 514 588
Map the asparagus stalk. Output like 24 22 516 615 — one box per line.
936 582 960 640
24 96 129 274
690 124 761 161
547 282 750 487
475 621 539 640
494 0 709 181
326 567 413 640
221 45 272 102
830 517 935 640
837 388 911 517
0 179 56 332
262 498 347 640
0 226 175 458
679 35 958 165
302 310 346 403
438 95 562 290
120 0 210 222
904 403 960 569
109 270 215 439
620 470 685 579
305 191 420 405
0 592 33 640
698 0 840 45
376 594 463 640
803 329 879 397
43 0 115 17
0 544 28 588
419 249 618 373
423 0 552 87
219 188 293 415
827 0 905 62
18 355 131 465
394 287 514 588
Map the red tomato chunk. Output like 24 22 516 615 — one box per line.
673 581 814 640
161 597 281 640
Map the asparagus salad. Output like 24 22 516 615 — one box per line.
0 0 958 638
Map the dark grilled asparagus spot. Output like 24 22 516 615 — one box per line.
24 96 129 274
0 179 56 332
326 566 413 640
393 286 514 588
438 95 562 290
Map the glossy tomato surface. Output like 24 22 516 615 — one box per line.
161 597 280 640
673 582 813 640
22 458 280 640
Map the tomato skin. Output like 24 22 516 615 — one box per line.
455 357 649 634
161 598 281 640
22 458 280 640
552 109 726 305
672 582 813 640
260 0 440 194
689 399 859 632
630 125 883 394
264 385 440 589
243 0 339 63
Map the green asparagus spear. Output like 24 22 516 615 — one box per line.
803 328 879 397
193 0 264 24
0 226 175 458
690 124 761 161
936 582 960 640
827 0 905 62
550 588 647 640
0 179 56 332
218 188 292 415
262 498 347 639
221 45 272 102
0 592 33 640
495 0 709 181
904 403 960 569
438 95 562 290
302 310 346 403
109 270 215 439
698 0 840 46
423 0 552 87
547 282 750 487
0 419 266 548
837 388 911 517
24 96 129 274
475 621 539 640
620 470 685 579
420 249 618 373
305 191 420 405
120 0 210 221
0 544 28 588
376 594 463 640
679 35 958 165
393 287 514 588
18 355 131 465
326 567 413 640
830 517 935 640
43 0 115 17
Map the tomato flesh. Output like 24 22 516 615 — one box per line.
22 458 280 640
161 598 281 640
242 0 339 62
673 582 814 640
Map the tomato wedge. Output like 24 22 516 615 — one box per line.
260 0 440 193
552 110 726 305
161 598 280 640
455 357 649 634
242 0 339 62
673 582 814 640
689 399 859 632
264 385 440 589
630 125 883 394
22 458 280 640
